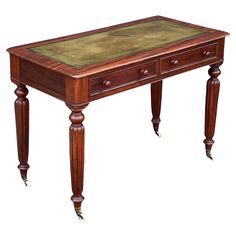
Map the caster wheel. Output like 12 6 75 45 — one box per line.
23 178 31 187
206 151 213 160
155 130 161 137
75 208 84 220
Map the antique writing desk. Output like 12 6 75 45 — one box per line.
7 16 229 219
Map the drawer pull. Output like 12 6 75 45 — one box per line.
171 59 179 65
203 51 210 57
140 69 149 75
102 80 111 87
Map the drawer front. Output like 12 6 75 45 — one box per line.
90 61 157 96
160 42 217 75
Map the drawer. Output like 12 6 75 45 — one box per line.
90 61 157 96
160 42 217 75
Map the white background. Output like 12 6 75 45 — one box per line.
0 0 235 235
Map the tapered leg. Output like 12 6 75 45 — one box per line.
204 63 222 159
67 104 88 219
14 84 30 185
151 80 163 136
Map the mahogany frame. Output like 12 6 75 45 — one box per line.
7 15 229 219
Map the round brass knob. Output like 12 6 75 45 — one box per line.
203 51 210 57
141 69 148 75
171 59 179 65
102 80 111 87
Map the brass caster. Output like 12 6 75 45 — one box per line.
155 130 161 137
23 178 31 187
206 150 213 160
75 208 84 220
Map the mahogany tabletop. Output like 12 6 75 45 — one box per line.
7 15 228 78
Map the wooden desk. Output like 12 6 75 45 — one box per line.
7 16 229 219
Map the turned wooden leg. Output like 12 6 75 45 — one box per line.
14 84 30 185
204 62 222 159
151 80 163 136
67 104 88 219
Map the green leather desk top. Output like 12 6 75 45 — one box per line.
30 19 208 68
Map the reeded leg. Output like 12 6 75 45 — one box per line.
67 104 88 219
204 63 222 159
151 80 163 136
14 84 30 185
